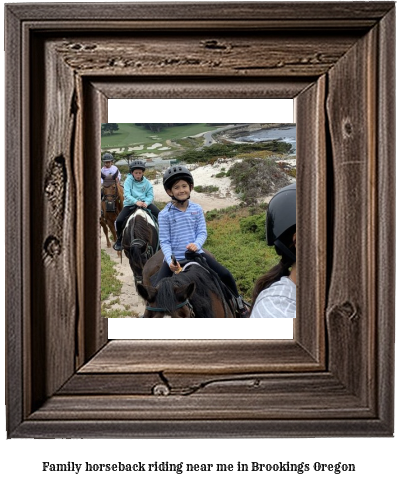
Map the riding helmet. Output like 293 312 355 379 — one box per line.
163 165 194 190
266 183 296 260
102 152 114 162
129 160 146 172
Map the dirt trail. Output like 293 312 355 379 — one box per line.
101 233 146 317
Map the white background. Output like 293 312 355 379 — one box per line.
1 1 398 486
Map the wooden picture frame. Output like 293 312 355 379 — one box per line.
5 2 395 438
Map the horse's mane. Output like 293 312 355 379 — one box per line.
156 265 223 318
125 212 158 276
126 213 157 248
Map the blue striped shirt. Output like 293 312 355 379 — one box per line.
250 276 296 318
158 201 207 265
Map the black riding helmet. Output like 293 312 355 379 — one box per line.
129 160 146 172
163 165 194 190
266 183 296 262
102 152 114 162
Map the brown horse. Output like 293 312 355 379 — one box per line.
138 251 236 318
100 172 123 249
122 208 159 287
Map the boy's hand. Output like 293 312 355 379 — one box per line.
169 262 181 273
170 257 182 273
186 243 198 252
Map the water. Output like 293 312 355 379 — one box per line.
236 125 296 153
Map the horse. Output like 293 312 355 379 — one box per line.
122 208 159 287
137 253 236 318
100 171 123 250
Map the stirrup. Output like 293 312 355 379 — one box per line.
113 240 122 251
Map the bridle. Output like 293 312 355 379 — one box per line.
125 210 159 261
102 180 119 203
145 299 195 317
130 238 154 260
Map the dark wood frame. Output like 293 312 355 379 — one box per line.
5 2 395 438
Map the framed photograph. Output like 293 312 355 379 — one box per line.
5 2 395 437
100 115 296 338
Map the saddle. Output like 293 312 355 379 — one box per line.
182 252 242 316
150 250 247 317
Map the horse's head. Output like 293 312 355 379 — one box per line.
102 177 118 194
137 281 196 318
124 211 158 286
125 240 148 285
101 171 118 184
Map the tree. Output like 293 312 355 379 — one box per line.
135 123 192 132
101 123 119 135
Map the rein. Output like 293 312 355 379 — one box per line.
145 299 195 316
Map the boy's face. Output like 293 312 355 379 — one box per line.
104 160 112 168
167 179 192 200
132 169 144 181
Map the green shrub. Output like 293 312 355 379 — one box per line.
194 185 219 193
239 214 266 241
204 206 279 302
228 157 291 203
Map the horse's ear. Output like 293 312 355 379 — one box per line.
137 284 157 303
101 171 108 180
112 171 118 179
176 282 196 302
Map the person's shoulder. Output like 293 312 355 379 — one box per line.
188 201 204 212
159 203 173 216
279 276 296 291
140 176 151 186
259 277 295 300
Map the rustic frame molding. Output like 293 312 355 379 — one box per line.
5 2 395 437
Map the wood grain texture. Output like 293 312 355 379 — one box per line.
78 340 321 374
375 5 396 430
296 75 327 362
53 33 360 78
5 2 395 438
91 78 311 99
30 36 78 409
325 24 377 403
6 2 394 22
14 417 391 439
5 4 25 437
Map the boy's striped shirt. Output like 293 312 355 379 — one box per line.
158 201 207 265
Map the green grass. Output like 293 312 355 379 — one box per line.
101 307 140 319
101 123 221 152
101 250 122 301
101 250 142 318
